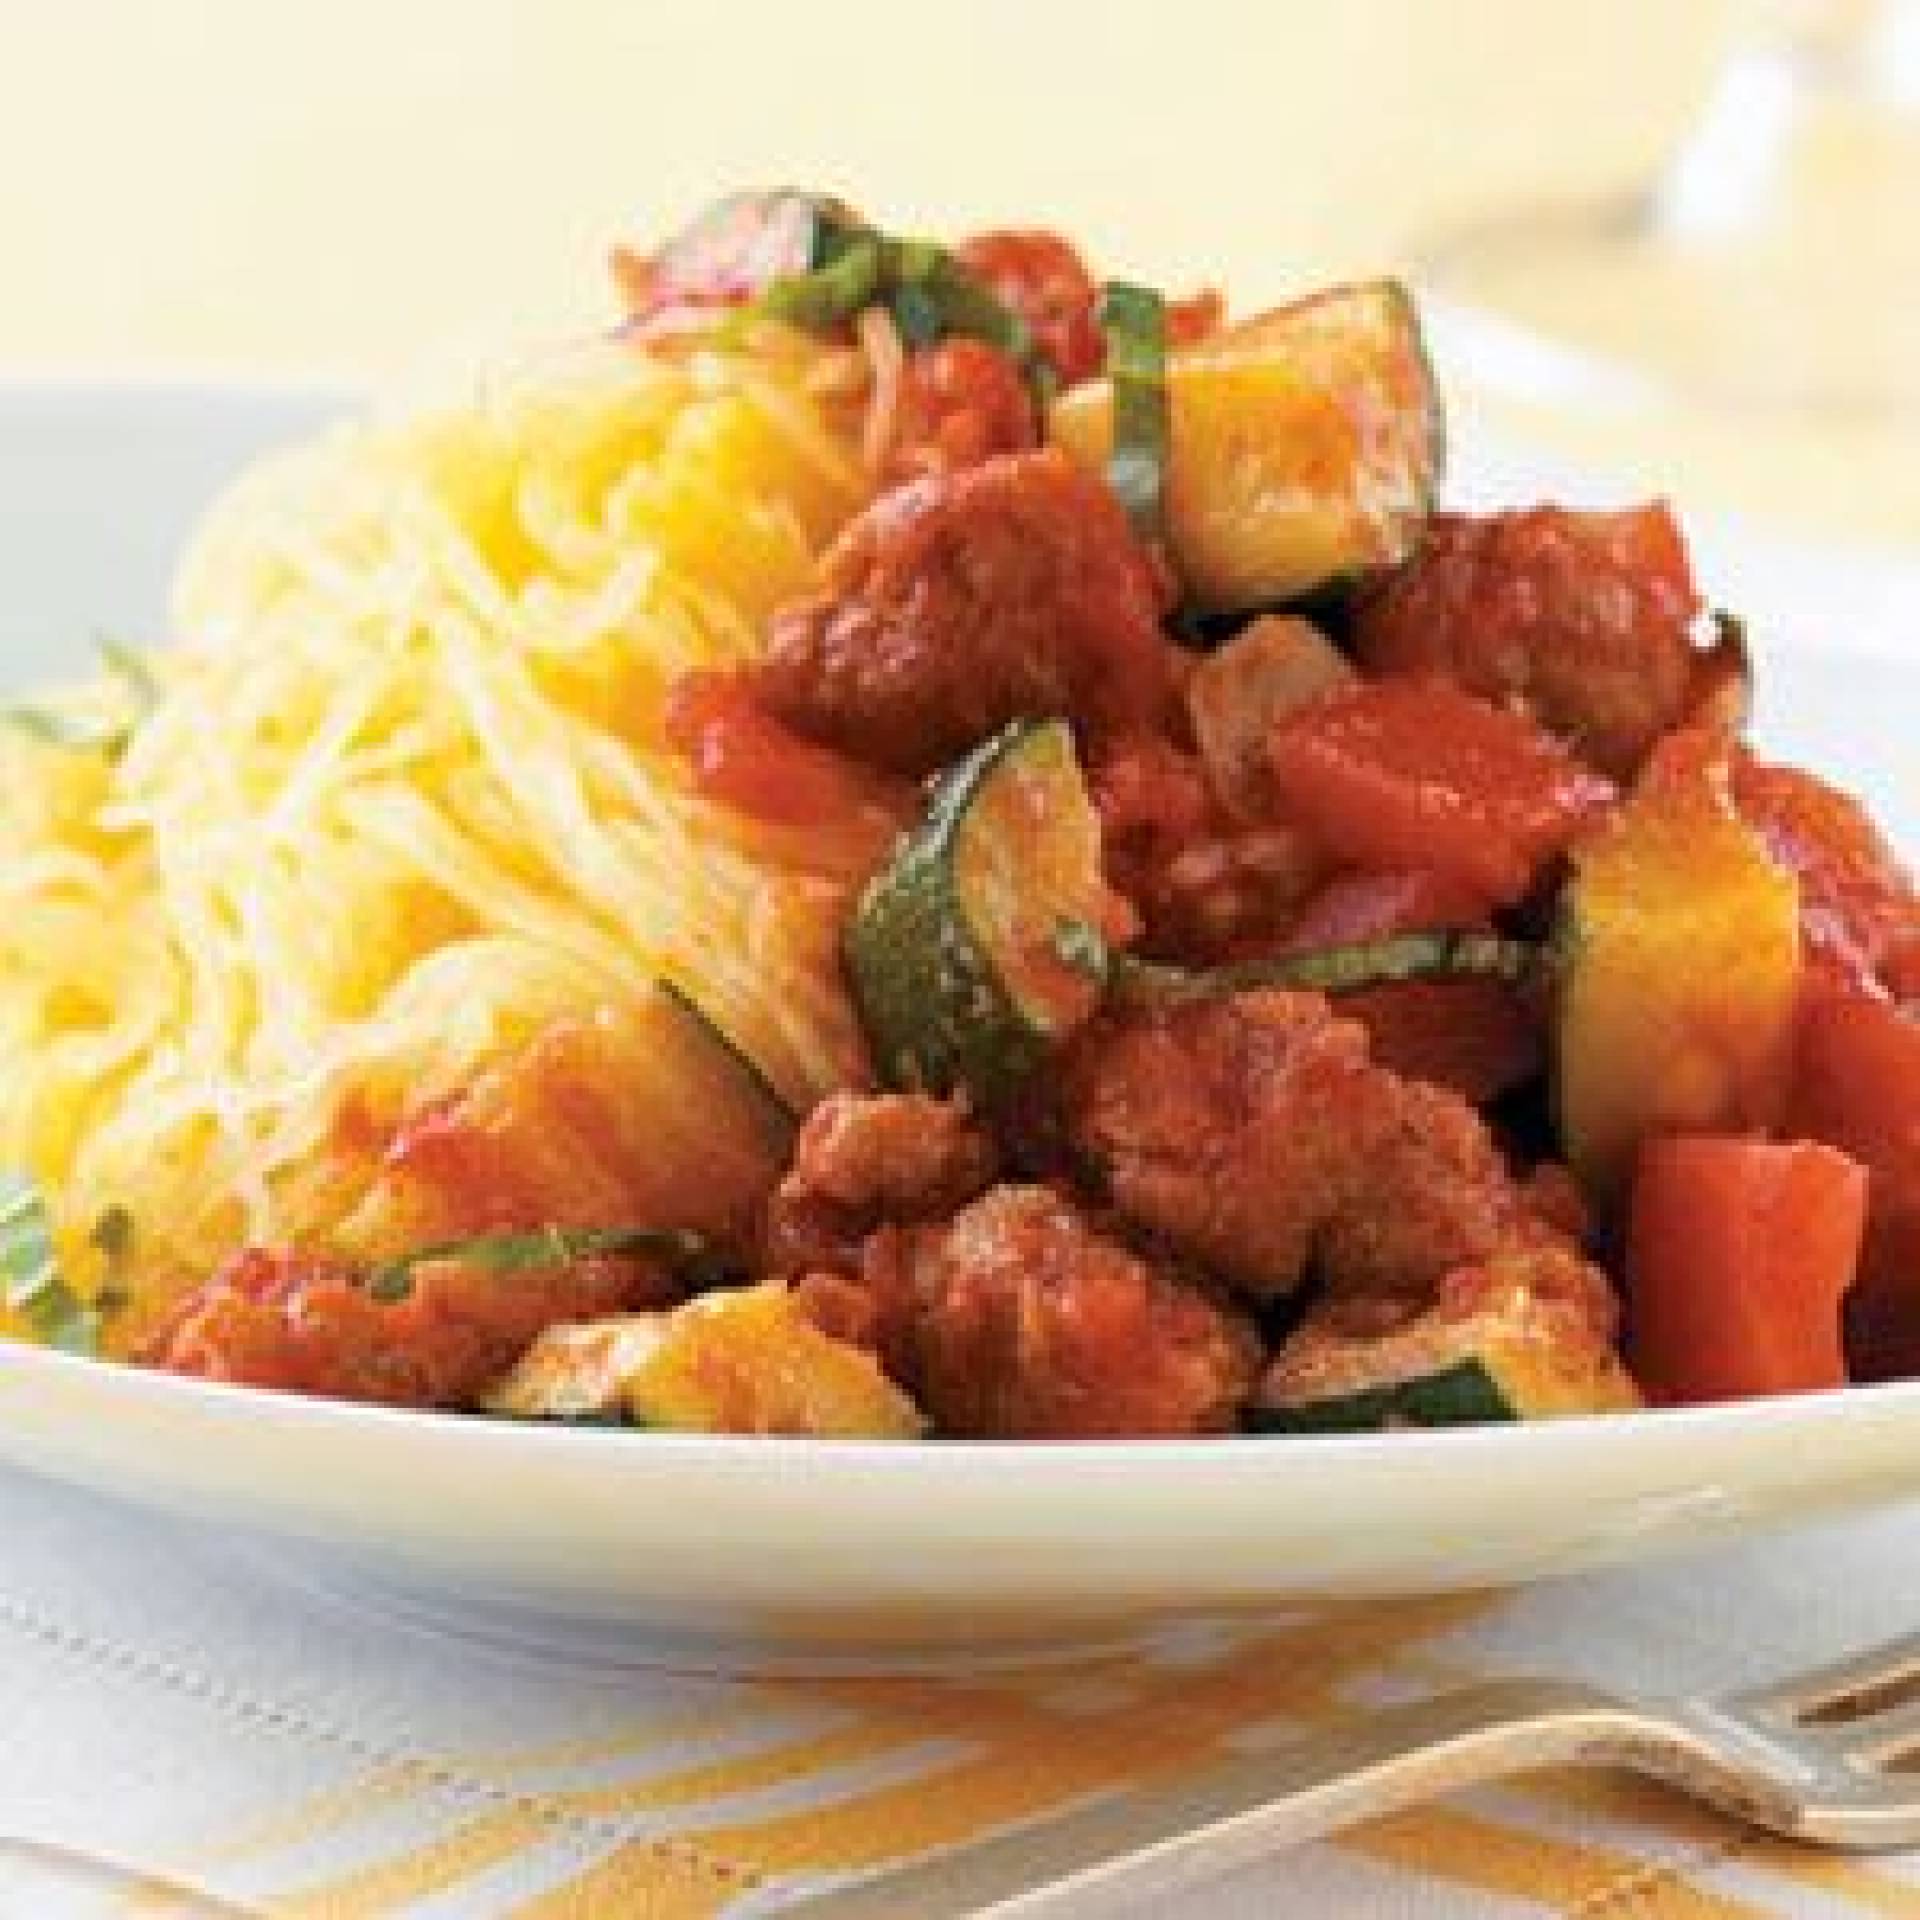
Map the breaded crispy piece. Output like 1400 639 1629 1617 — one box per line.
756 448 1173 776
763 1091 1000 1277
1351 505 1701 780
1064 988 1613 1332
802 1186 1258 1439
1060 989 1380 1297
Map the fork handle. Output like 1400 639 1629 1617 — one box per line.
778 1678 1746 1919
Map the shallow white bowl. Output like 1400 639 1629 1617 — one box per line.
2 379 1919 1673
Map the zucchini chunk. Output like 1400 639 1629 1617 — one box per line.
482 1282 925 1437
341 980 795 1260
1556 735 1800 1201
1253 1277 1641 1432
845 717 1110 1102
586 981 796 1243
1050 281 1442 611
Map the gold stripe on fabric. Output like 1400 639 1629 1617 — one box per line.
1347 1806 1775 1918
262 1811 745 1920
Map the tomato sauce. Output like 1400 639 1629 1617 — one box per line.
665 670 907 825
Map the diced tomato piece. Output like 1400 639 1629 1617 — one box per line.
1790 978 1920 1214
888 338 1037 482
956 229 1224 386
1787 976 1920 1380
665 671 906 826
1342 976 1541 1106
1280 868 1493 952
1277 867 1531 1098
1351 503 1701 779
1734 754 1920 998
1267 680 1613 905
1166 287 1226 347
957 230 1106 387
1626 1135 1867 1405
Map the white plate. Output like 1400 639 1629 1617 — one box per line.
2 380 1920 1674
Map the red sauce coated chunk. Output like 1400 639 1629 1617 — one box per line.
832 1186 1258 1438
1735 754 1920 996
1064 988 1605 1328
666 671 907 827
146 1246 670 1408
957 230 1106 387
756 448 1174 776
1352 505 1702 779
1267 679 1613 907
887 338 1037 483
763 1091 1000 1278
1062 990 1378 1298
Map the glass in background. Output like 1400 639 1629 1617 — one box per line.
1420 0 1920 544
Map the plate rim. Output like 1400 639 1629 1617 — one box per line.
11 1334 1920 1476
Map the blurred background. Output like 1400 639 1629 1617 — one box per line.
0 0 1911 544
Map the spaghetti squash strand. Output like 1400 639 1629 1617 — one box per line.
0 334 889 1346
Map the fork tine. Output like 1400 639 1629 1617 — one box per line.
1787 1695 1920 1773
1726 1632 1920 1729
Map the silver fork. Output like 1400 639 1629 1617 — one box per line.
779 1631 1920 1918
0 1835 256 1916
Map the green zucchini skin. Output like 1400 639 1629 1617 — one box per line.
1248 1358 1517 1433
1053 278 1443 614
1118 931 1538 1008
844 718 1106 1104
1254 1282 1642 1434
657 979 797 1140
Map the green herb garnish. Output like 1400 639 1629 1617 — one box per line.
88 1203 136 1319
1119 931 1540 1005
742 209 1052 406
0 1172 100 1355
1051 917 1110 981
1 636 161 761
1097 280 1171 539
98 635 162 712
366 1225 721 1305
0 705 126 754
758 230 886 330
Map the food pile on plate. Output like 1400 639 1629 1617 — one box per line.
5 192 1917 1439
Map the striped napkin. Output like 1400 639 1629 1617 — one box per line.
7 1465 1920 1917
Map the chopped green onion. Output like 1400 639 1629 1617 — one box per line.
366 1225 721 1305
888 278 944 348
0 1171 100 1355
1097 280 1171 539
